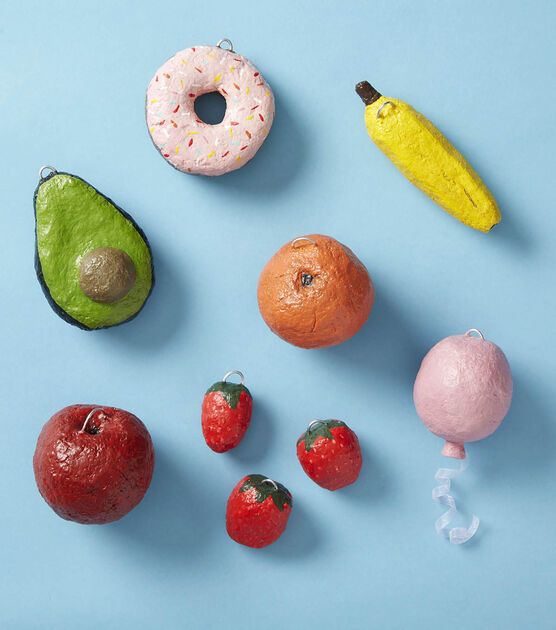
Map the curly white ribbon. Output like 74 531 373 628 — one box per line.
432 456 480 544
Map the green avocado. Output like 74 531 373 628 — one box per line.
34 169 154 330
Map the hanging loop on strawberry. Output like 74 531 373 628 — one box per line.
261 478 278 491
222 369 245 385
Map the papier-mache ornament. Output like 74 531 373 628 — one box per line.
413 329 513 544
146 38 274 176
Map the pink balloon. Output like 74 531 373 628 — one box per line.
413 331 513 459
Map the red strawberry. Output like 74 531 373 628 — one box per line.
202 371 253 452
297 419 362 490
226 474 293 548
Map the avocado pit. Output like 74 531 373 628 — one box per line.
79 247 136 303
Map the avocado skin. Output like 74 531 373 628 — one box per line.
34 171 155 330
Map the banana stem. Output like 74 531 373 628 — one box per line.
355 81 381 106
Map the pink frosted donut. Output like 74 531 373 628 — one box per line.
413 330 513 459
146 41 275 176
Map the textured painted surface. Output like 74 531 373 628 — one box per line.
414 333 513 458
226 475 292 548
35 173 153 329
146 45 274 176
3 2 556 629
33 405 155 524
362 95 501 232
202 382 253 452
297 420 362 490
257 234 374 348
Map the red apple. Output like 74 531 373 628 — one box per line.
33 404 155 524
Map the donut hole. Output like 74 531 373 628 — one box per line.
194 91 227 125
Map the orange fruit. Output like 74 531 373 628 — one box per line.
257 235 374 349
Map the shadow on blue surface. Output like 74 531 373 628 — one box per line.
489 207 533 253
97 244 187 351
475 367 555 483
103 442 220 563
336 436 392 503
227 396 276 465
320 280 426 396
252 500 324 561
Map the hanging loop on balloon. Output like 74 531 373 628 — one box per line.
222 370 245 385
432 456 480 544
465 328 484 340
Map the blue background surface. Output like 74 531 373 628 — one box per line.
1 1 555 628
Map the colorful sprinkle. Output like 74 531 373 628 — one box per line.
222 151 230 157
195 67 203 73
233 83 240 90
187 131 199 135
259 113 264 122
213 73 222 83
188 138 194 147
172 104 180 113
254 72 260 77
207 151 215 158
246 87 250 95
240 145 248 151
189 93 196 98
245 130 252 139
221 88 228 96
175 145 180 154
245 115 254 120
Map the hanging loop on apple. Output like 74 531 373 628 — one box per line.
80 407 106 433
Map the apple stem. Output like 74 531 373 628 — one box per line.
80 407 106 434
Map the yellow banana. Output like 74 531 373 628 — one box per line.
355 81 500 232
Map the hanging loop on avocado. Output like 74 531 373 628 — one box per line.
465 328 485 340
38 165 57 180
222 370 245 385
216 38 234 52
376 101 395 119
80 407 106 434
291 237 317 248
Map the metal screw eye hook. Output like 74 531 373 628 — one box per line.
222 370 245 385
376 101 395 119
80 407 106 434
216 38 234 52
39 165 57 180
465 328 485 340
291 237 317 248
262 478 278 492
307 420 325 431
